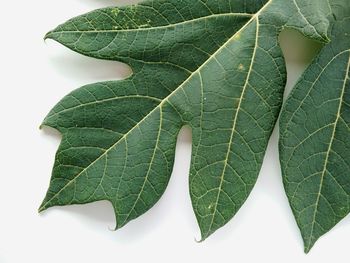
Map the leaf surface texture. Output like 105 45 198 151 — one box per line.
280 0 350 252
41 0 331 241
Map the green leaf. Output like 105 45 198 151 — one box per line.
40 0 331 241
280 0 350 253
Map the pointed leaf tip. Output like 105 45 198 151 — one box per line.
280 8 350 252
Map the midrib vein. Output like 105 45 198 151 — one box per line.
40 0 273 210
306 51 350 250
48 13 253 35
207 18 260 235
282 50 350 141
45 95 162 121
121 108 163 226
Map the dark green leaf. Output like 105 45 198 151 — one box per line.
40 0 331 241
280 0 350 252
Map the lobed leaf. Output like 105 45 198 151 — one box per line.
40 0 331 241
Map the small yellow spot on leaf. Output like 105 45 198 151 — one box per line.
111 8 120 16
238 64 245 71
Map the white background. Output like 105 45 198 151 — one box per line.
1 1 349 262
